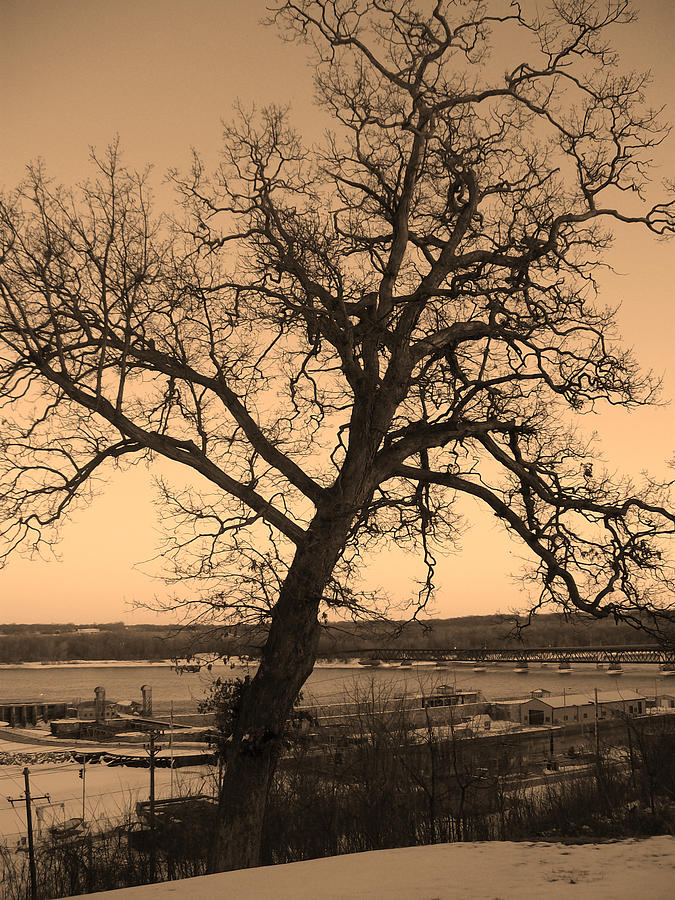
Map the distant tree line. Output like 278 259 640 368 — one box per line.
0 629 192 664
315 614 667 656
0 613 665 664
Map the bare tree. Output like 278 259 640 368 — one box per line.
1 0 675 871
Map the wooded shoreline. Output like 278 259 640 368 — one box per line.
0 613 668 665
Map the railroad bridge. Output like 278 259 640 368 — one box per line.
348 645 675 666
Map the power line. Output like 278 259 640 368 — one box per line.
0 765 80 781
2 773 207 811
6 769 49 900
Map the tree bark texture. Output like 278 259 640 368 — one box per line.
207 509 354 872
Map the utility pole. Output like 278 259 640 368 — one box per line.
145 731 162 884
169 700 175 796
79 755 87 821
7 767 50 900
594 688 600 763
548 728 555 769
626 717 636 788
24 768 38 900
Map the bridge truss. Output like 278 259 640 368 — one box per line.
353 646 675 666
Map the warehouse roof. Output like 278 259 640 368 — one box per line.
528 690 645 709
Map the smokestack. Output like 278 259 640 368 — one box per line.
94 686 106 723
141 684 152 717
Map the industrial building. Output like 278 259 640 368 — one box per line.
50 684 158 739
517 690 646 726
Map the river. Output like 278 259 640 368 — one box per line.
1 659 672 713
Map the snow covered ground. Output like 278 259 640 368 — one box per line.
84 836 675 899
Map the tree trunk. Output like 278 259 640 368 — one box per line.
206 510 352 873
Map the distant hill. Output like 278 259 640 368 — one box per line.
0 611 671 664
314 612 673 655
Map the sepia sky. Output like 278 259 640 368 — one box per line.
0 0 673 624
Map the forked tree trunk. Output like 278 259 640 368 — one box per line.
206 511 352 873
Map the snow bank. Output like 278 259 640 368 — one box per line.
86 836 674 899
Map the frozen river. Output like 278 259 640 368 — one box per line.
1 658 671 713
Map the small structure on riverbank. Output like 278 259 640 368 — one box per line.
420 685 482 708
77 686 117 721
656 693 675 709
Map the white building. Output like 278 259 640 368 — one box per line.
518 690 646 727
